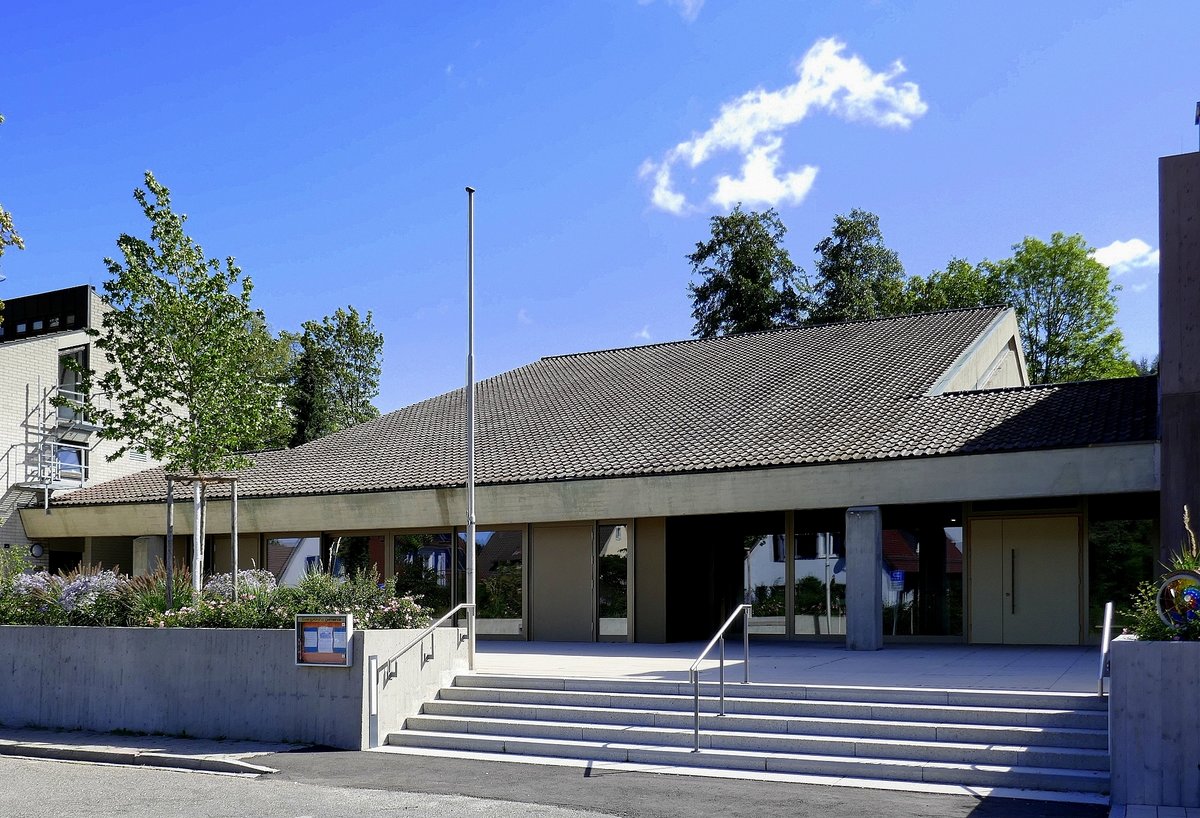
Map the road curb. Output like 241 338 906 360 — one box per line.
0 740 278 775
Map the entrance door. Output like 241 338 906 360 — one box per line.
968 516 1081 645
530 523 593 641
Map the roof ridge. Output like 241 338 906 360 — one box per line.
940 373 1155 397
804 304 1008 328
542 305 1008 362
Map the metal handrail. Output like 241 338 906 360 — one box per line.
689 603 752 752
379 603 476 683
1097 600 1114 697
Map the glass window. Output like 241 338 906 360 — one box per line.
1088 518 1155 636
793 530 845 635
58 349 87 423
460 529 524 636
747 533 787 635
395 532 453 615
880 505 963 637
54 444 86 484
265 536 322 586
598 524 629 639
328 534 385 579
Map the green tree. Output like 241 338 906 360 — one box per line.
288 306 383 446
983 233 1136 384
1133 355 1159 376
687 205 805 338
0 114 26 323
903 257 1002 314
67 172 289 591
80 172 288 470
809 209 906 323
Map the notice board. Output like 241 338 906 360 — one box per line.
295 614 354 667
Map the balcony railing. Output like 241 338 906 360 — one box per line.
24 439 89 489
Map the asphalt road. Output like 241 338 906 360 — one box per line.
0 756 610 818
0 751 1109 818
263 750 1107 818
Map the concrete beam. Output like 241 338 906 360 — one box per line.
24 443 1159 540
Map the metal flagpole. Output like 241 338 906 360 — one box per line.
465 186 477 670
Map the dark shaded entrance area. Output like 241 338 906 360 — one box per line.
664 512 783 641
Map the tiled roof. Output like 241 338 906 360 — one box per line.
53 307 1158 507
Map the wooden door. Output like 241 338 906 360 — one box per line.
530 523 594 641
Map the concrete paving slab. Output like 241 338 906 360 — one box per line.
476 641 1101 693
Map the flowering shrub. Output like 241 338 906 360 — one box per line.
145 594 293 629
11 571 64 596
0 565 66 625
203 569 277 598
59 570 121 612
355 595 427 629
0 563 431 630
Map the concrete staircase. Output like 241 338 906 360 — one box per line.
386 674 1109 800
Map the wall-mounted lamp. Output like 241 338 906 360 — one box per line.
29 543 44 559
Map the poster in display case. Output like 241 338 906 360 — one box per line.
295 613 354 667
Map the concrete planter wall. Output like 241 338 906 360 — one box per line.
0 625 467 750
1110 637 1200 807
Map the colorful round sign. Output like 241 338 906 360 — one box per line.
1157 570 1200 628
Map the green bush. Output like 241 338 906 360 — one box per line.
1123 506 1200 641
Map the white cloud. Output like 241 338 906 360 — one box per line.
1130 282 1150 294
639 0 704 22
640 38 927 214
516 308 532 325
1093 238 1159 276
710 138 818 210
667 0 704 21
633 325 652 341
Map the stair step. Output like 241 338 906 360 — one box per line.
439 686 1107 729
421 699 1108 749
402 714 1109 771
387 729 1110 794
458 674 1109 712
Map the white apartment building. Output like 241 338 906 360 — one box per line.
0 285 154 572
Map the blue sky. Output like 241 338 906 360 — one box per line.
0 1 1192 411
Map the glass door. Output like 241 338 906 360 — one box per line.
746 533 786 635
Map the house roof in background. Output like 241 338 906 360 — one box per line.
53 307 1158 507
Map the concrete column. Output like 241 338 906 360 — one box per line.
1159 152 1200 564
845 506 883 651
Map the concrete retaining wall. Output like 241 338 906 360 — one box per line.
0 626 467 750
1110 638 1200 807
